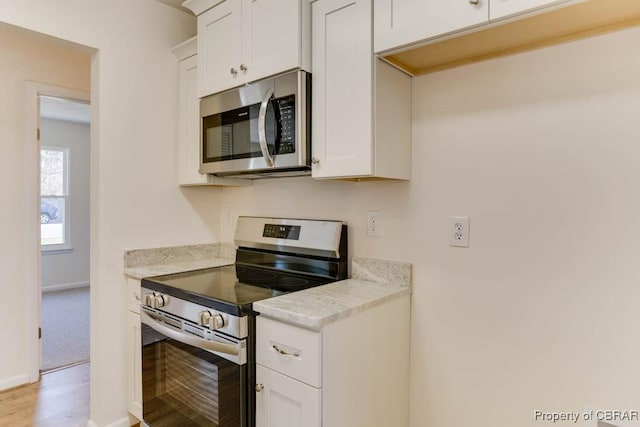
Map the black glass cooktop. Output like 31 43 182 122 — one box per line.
141 264 334 316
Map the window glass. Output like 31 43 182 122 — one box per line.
41 147 68 247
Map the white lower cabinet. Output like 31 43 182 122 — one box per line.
126 277 143 421
127 296 142 421
255 293 411 427
255 364 322 427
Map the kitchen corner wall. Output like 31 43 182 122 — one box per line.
0 2 220 426
219 26 640 427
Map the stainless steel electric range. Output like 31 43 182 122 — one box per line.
140 217 348 427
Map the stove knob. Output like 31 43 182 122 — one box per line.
143 293 155 307
153 294 167 308
198 311 225 330
198 310 212 327
210 314 225 330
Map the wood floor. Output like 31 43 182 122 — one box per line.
0 362 89 427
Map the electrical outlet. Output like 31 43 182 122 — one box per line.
366 211 383 237
449 216 470 247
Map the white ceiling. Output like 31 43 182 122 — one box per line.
40 96 91 125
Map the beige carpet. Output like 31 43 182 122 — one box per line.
42 287 90 371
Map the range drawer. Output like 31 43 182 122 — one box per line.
256 316 322 388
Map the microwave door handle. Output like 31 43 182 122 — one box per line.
258 87 275 167
141 310 240 356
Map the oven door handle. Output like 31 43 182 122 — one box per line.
258 87 275 168
141 310 240 356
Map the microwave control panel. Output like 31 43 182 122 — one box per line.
277 96 296 154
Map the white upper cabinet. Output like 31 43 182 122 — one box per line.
374 0 489 54
489 0 572 21
312 0 411 180
243 0 304 84
197 1 243 97
312 0 372 178
175 44 208 185
193 0 310 98
172 37 252 187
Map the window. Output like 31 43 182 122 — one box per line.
41 147 70 249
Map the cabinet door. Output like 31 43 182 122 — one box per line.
490 0 570 21
242 0 301 83
127 312 142 420
374 0 489 53
197 0 242 97
311 0 373 179
255 364 321 427
177 55 208 185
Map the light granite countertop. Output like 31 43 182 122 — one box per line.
123 243 412 329
253 277 411 330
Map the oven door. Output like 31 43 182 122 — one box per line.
141 308 248 427
200 70 310 176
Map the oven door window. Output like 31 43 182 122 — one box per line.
142 324 245 427
202 94 296 163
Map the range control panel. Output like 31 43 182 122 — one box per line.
263 224 301 240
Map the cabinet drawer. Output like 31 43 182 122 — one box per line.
256 316 322 388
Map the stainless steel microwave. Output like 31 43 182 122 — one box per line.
200 70 311 178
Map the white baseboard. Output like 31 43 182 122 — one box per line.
87 416 132 427
0 373 30 392
42 281 90 293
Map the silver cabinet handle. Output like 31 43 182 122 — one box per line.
311 157 320 165
258 87 275 167
468 0 479 4
141 310 239 356
230 67 238 76
240 64 247 72
255 384 264 392
272 344 300 357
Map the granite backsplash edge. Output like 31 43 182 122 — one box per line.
124 242 236 268
351 257 412 288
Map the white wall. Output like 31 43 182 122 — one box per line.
219 27 640 427
0 2 221 425
41 118 91 290
408 26 639 427
0 21 91 388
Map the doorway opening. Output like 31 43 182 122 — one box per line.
39 95 91 372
